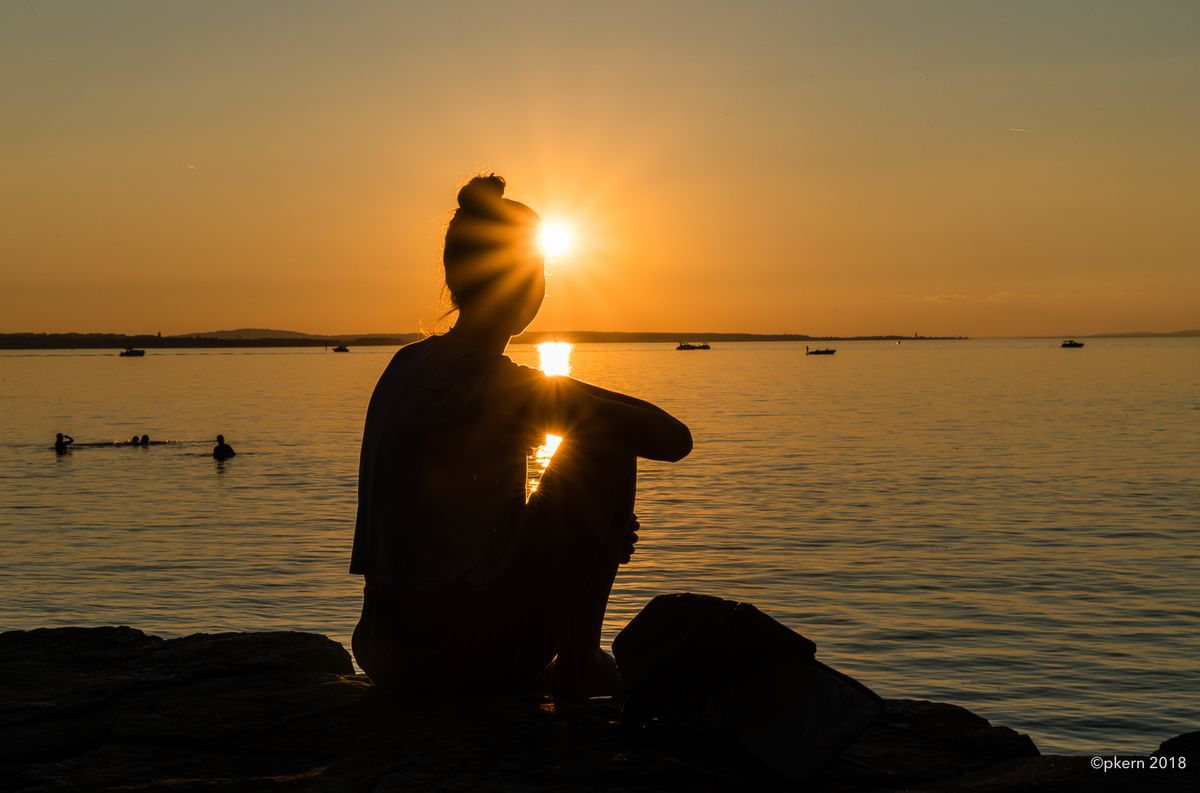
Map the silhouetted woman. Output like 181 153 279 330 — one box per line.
54 433 74 454
351 175 692 698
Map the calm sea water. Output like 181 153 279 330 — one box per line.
1 339 1197 754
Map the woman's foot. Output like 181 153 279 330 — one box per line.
548 649 626 699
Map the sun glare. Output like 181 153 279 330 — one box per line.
529 342 574 495
536 341 573 377
538 222 572 258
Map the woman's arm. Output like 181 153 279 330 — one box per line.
536 376 692 462
569 379 673 416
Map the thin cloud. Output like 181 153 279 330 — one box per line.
985 291 1041 303
895 292 1042 305
920 293 973 303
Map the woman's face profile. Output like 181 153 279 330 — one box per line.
480 248 544 336
508 260 546 335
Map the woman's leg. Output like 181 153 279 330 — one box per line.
356 440 638 696
517 438 637 695
354 578 513 696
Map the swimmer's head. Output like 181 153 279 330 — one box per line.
217 434 225 444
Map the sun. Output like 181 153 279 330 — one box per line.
538 221 572 258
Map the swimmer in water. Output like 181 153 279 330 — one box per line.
54 433 74 454
212 434 236 461
140 434 150 446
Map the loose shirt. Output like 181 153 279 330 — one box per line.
350 336 552 590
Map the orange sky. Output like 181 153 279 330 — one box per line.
2 2 1197 337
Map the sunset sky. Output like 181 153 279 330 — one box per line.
2 1 1197 337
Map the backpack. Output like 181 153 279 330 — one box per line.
613 593 883 782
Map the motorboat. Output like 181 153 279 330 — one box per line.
1061 340 1085 348
805 345 836 355
332 345 350 353
676 342 711 350
118 348 145 357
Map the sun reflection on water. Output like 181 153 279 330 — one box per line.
537 342 572 377
529 342 573 495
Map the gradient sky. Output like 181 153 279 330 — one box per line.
2 1 1197 337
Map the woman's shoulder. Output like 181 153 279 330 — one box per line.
491 355 559 396
375 337 528 394
494 353 540 378
394 335 441 362
376 336 449 379
376 336 547 399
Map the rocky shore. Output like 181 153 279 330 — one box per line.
1 627 1193 792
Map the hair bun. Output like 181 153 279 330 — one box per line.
457 174 506 214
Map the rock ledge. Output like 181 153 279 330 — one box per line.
0 627 1191 792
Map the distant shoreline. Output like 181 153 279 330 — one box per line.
1 328 1197 349
0 333 421 351
0 331 967 350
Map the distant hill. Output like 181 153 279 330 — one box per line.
181 328 959 344
0 331 421 349
177 328 320 340
178 328 428 341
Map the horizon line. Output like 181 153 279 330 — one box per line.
2 327 1198 343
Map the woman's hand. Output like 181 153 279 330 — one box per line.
619 513 640 564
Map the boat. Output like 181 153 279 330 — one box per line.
805 345 836 355
676 342 711 350
118 348 145 357
332 345 350 353
1060 340 1085 348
